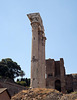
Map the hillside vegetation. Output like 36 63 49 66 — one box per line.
11 88 77 100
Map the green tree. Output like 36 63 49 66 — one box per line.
0 58 25 80
16 78 30 87
17 81 27 86
20 70 25 78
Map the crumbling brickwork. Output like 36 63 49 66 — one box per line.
65 75 73 93
46 58 77 93
72 74 77 91
46 58 66 93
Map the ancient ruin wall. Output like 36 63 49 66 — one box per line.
0 80 26 96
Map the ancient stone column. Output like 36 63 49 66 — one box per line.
27 13 46 88
38 31 46 88
30 22 39 88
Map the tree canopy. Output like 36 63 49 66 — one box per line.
16 78 30 87
0 58 25 80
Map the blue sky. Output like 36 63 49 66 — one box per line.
0 0 77 78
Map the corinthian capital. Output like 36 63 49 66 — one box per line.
27 13 44 33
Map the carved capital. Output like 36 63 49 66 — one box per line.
27 13 40 23
27 13 44 32
31 22 39 30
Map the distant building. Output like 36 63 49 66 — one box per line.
0 88 11 100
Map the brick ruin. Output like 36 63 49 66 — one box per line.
46 58 77 93
27 13 77 93
46 58 65 93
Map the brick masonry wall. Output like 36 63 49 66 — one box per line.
65 75 73 92
72 74 77 91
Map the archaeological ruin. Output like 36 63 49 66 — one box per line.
27 13 46 88
27 13 77 93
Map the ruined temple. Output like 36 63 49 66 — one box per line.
27 13 77 93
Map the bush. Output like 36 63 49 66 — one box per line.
16 78 30 87
16 81 27 86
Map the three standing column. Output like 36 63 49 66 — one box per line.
27 13 46 88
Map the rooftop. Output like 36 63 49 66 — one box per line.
0 88 7 94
